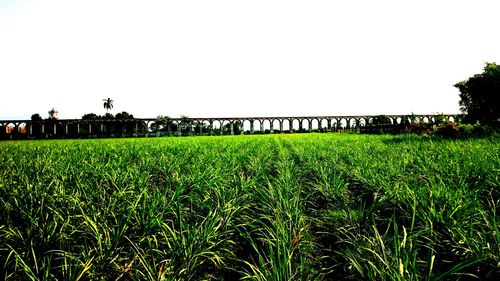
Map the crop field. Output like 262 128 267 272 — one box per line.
0 134 499 280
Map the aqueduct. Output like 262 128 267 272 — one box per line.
0 114 460 139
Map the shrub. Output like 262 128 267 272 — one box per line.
457 123 497 137
403 124 433 135
457 124 475 137
435 122 459 138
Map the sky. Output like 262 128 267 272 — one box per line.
1 0 499 120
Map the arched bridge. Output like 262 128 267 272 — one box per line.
0 114 460 139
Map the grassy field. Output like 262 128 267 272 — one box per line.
0 134 499 280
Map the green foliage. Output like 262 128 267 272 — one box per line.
364 115 394 134
371 115 392 125
81 113 100 120
115 111 134 120
457 123 496 137
47 108 58 120
179 115 192 135
433 113 448 125
81 111 134 121
102 113 115 120
454 62 500 125
30 113 43 121
224 121 242 135
434 122 459 138
152 115 176 134
433 123 496 139
0 134 498 279
103 98 114 113
402 124 432 135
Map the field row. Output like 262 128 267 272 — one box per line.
1 134 499 280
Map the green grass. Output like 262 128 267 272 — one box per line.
1 134 498 280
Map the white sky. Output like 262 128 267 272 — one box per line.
1 0 499 120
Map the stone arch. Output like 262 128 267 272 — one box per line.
330 118 339 131
18 122 27 134
191 120 199 134
192 120 203 135
65 121 78 137
262 119 271 133
282 119 291 131
358 118 367 127
243 120 251 133
272 119 280 133
320 119 328 131
201 119 211 135
339 118 348 129
448 116 455 122
203 120 213 135
301 119 309 132
221 120 231 135
82 120 94 135
140 121 149 134
349 118 357 130
211 120 221 131
171 120 181 134
311 119 319 131
6 123 16 134
253 119 261 133
292 119 300 131
236 119 245 135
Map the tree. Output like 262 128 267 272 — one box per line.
179 115 192 135
82 113 100 120
103 98 114 114
48 108 59 120
102 113 114 120
115 111 134 120
112 111 135 135
223 121 242 135
454 62 500 125
30 113 44 137
31 113 43 121
152 115 173 132
364 115 392 134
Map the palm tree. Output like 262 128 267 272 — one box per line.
103 98 114 114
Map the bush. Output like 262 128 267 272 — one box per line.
402 124 433 135
457 124 475 137
435 122 459 138
457 123 496 137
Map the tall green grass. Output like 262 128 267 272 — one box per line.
1 134 498 280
